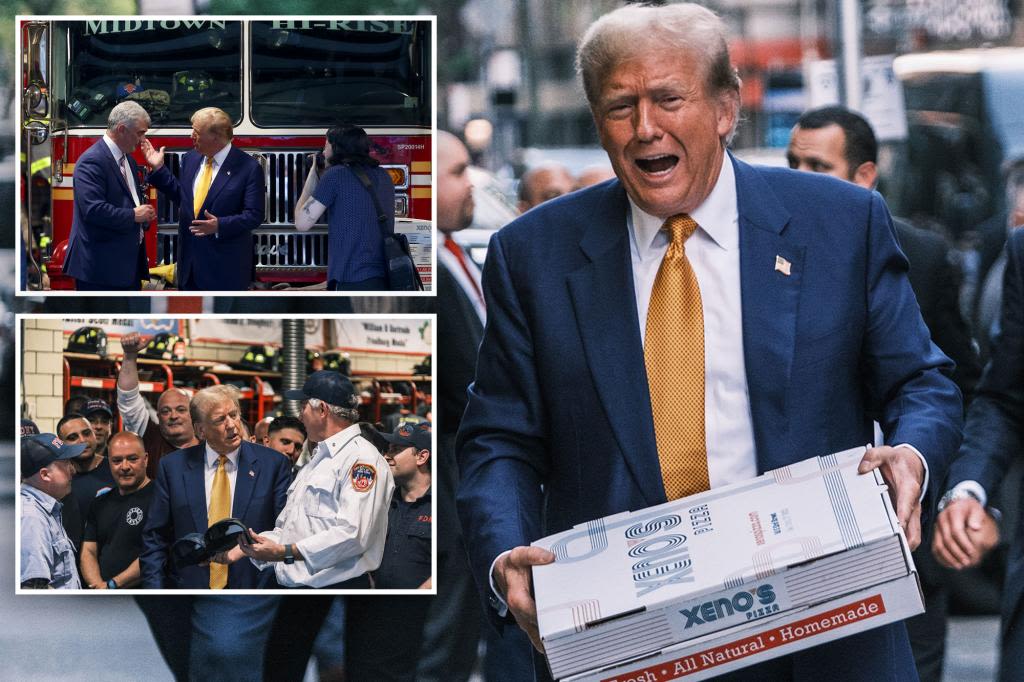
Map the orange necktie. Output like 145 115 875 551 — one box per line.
644 214 709 500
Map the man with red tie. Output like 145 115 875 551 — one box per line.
64 101 157 291
142 107 264 290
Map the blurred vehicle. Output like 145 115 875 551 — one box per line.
452 165 518 268
891 48 1024 236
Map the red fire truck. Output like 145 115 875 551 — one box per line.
20 17 433 290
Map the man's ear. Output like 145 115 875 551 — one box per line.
852 161 878 190
416 449 430 467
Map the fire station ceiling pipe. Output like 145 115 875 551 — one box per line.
282 320 304 417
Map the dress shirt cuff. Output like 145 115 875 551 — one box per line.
950 480 988 509
488 550 511 618
248 529 282 571
894 443 928 503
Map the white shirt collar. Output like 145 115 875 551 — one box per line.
205 441 241 469
318 422 364 457
628 151 738 253
103 134 126 162
206 142 233 168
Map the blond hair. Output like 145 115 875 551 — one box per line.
191 107 234 141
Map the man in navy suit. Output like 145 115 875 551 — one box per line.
64 101 156 290
455 4 963 680
932 228 1024 682
138 384 290 680
142 106 264 290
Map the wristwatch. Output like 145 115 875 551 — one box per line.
283 544 295 565
937 488 981 513
106 578 118 589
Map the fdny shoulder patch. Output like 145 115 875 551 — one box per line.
350 462 377 492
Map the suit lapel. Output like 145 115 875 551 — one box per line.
184 445 209 532
232 442 258 521
200 146 239 213
733 156 803 466
101 144 135 199
567 182 664 507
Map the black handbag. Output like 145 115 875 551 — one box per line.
353 167 424 291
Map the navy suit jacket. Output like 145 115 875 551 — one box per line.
148 145 265 290
140 440 291 589
946 228 1024 660
64 138 149 289
456 154 963 678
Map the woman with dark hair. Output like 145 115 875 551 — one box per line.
296 124 395 290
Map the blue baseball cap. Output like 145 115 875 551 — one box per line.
21 433 87 478
378 418 431 451
284 370 357 407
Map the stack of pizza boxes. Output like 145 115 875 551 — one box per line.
532 447 923 681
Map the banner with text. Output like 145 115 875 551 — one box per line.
332 318 432 354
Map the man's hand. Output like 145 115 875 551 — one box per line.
140 139 165 170
90 581 108 589
210 545 245 565
493 546 556 653
134 204 156 224
190 210 218 236
932 497 1000 570
238 530 285 562
858 445 924 549
121 332 146 359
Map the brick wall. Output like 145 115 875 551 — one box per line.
21 319 66 433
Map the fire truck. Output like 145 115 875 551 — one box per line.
20 17 433 290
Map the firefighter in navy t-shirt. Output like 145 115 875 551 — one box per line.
81 432 154 589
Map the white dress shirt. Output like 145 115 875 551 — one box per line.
204 443 240 514
628 156 758 488
103 134 143 242
192 142 232 199
251 423 395 587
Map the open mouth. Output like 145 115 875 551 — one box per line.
635 154 678 174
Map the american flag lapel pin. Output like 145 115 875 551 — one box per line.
248 470 255 477
774 255 792 276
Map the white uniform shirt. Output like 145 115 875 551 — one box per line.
253 423 395 587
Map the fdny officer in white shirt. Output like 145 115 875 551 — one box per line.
238 370 394 587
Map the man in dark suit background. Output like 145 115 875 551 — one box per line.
456 4 963 680
786 105 981 399
933 229 1024 682
138 384 290 680
142 106 264 290
786 105 981 679
64 101 156 291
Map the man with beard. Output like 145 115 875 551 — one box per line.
82 399 114 457
263 416 307 465
57 413 114 549
80 432 153 589
117 331 200 478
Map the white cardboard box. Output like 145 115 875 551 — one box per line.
531 447 922 680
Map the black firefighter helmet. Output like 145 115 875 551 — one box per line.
238 345 281 373
66 326 108 357
141 333 188 362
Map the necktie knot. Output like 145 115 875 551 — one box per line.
217 454 227 467
663 214 699 247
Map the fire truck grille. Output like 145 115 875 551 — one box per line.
155 150 323 227
155 227 329 271
153 151 328 273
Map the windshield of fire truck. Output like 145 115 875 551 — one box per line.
250 20 430 128
63 20 242 127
